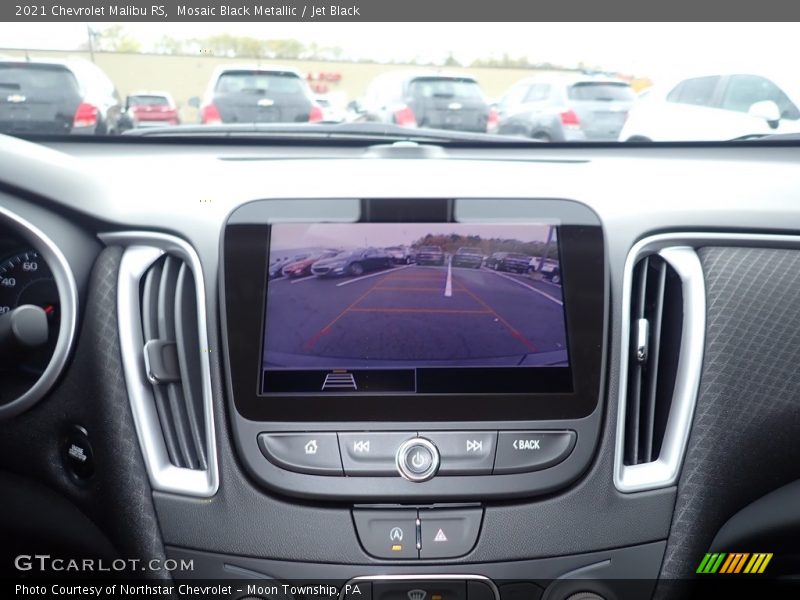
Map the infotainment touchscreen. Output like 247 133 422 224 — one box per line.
260 223 572 395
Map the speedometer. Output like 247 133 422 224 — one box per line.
0 249 60 374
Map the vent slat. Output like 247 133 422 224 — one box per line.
141 259 162 342
139 254 206 471
152 379 184 468
166 383 198 469
157 256 196 469
625 257 649 465
157 256 179 340
174 263 207 470
640 260 667 463
141 259 184 468
624 254 683 466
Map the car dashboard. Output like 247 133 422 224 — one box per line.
2 134 800 599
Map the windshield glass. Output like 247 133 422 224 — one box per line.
0 22 795 143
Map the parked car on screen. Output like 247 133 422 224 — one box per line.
269 253 311 279
486 252 532 273
415 245 446 266
311 248 392 277
529 257 561 283
281 250 339 278
198 65 323 125
529 256 559 272
494 75 634 141
451 247 484 268
543 265 561 284
619 71 800 141
0 58 129 135
385 245 415 264
126 91 179 128
360 71 497 133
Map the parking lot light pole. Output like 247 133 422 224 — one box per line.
537 225 556 273
86 24 96 63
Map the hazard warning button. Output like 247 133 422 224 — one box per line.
418 508 483 559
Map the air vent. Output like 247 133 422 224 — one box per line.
615 242 705 492
109 232 218 497
140 255 206 471
623 254 683 466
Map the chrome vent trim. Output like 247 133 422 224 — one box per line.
615 237 705 493
100 231 218 497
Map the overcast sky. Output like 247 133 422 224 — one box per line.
1 22 797 81
270 223 552 251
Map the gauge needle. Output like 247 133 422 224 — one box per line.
43 304 55 315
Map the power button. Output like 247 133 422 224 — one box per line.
396 438 439 482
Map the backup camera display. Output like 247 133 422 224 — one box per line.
261 223 571 394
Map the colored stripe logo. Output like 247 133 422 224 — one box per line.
697 552 773 574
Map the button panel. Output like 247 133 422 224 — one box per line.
257 430 576 478
353 508 483 560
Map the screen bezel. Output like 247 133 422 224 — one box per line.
222 198 605 421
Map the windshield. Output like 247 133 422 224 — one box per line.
457 247 482 254
0 22 796 143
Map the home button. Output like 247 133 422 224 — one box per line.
258 432 343 475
